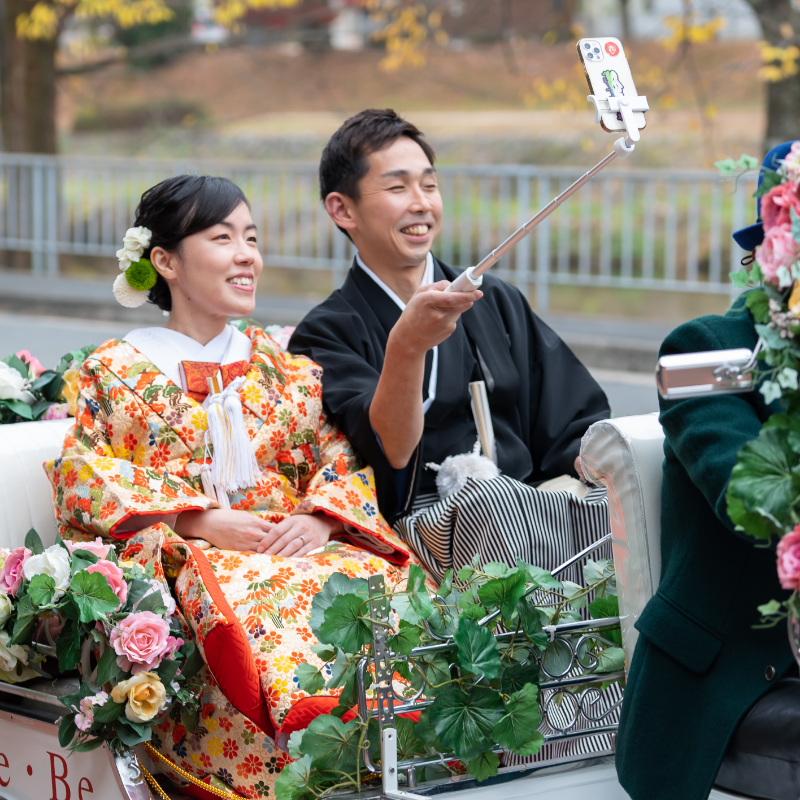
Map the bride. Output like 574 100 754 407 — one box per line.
45 174 412 798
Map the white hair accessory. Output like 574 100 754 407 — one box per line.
112 226 155 308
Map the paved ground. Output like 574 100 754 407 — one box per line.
0 311 659 417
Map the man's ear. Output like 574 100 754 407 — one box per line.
324 192 358 234
150 246 178 282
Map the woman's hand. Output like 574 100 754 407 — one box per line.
174 509 274 552
257 513 343 557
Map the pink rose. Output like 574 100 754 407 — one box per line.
42 403 69 421
0 547 31 597
778 527 800 591
762 182 800 232
755 221 800 287
65 537 113 560
86 560 128 609
15 350 45 378
110 611 171 674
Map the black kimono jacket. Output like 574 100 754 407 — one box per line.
288 257 610 524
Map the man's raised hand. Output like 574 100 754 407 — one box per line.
390 280 483 356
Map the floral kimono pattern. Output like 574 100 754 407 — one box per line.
44 326 414 798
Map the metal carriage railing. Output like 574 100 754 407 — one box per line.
355 534 624 797
0 153 755 314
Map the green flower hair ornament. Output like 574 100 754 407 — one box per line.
112 226 154 309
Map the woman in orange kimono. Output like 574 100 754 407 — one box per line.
45 175 412 799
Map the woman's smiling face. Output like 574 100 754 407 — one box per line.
152 201 264 324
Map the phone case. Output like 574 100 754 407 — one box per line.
577 37 646 134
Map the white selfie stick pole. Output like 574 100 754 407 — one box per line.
446 94 649 294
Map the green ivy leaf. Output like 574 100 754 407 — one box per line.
71 737 105 753
27 574 56 608
492 683 542 753
96 645 124 686
516 598 548 649
727 425 800 537
745 289 771 324
388 620 421 655
24 528 45 555
542 639 573 677
561 581 587 610
754 168 783 197
588 595 622 646
302 714 360 772
515 559 562 591
466 751 500 782
295 662 325 695
414 710 446 751
275 755 313 800
325 648 356 690
287 729 305 759
499 661 540 696
309 643 336 662
10 595 36 646
477 569 526 620
318 594 372 652
437 569 454 597
393 564 434 624
453 618 502 679
396 716 427 760
410 654 451 694
70 570 121 623
429 687 505 762
595 646 626 673
56 618 82 671
308 573 368 634
115 720 152 746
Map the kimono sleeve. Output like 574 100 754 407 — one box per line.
292 408 410 565
43 359 216 540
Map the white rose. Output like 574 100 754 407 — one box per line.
0 362 34 404
0 593 12 627
123 226 151 252
0 630 27 673
23 545 71 601
116 247 141 271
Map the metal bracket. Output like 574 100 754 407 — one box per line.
367 574 395 728
381 728 427 800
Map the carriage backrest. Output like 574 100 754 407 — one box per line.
580 413 665 671
0 418 72 551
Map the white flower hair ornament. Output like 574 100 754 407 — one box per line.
112 226 158 308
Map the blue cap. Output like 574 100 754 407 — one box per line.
732 141 799 252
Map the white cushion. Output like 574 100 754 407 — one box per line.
580 413 665 670
0 418 72 550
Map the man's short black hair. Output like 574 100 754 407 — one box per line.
319 109 436 202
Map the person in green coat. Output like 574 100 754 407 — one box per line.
616 143 800 800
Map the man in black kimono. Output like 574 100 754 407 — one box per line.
289 109 611 580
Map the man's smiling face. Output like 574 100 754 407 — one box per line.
348 136 443 269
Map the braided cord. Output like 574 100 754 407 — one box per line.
142 742 243 799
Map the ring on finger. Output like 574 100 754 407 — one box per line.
298 535 305 546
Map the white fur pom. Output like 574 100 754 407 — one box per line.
426 452 499 498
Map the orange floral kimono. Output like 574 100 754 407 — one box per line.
44 325 413 798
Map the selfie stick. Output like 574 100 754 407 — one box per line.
446 93 649 294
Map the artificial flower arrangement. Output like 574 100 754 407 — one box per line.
0 529 204 753
0 345 95 424
277 558 623 799
718 145 800 626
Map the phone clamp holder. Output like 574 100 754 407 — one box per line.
587 94 649 144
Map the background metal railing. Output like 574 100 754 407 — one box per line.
0 153 756 314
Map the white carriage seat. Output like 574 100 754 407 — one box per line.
0 418 73 551
579 413 665 670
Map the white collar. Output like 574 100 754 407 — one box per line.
355 252 438 414
124 324 252 389
355 252 435 311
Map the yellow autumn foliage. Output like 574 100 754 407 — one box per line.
759 43 800 82
662 15 725 49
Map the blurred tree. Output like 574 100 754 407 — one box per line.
741 0 800 151
0 0 299 153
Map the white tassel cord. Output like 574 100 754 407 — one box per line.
426 439 500 499
200 376 261 507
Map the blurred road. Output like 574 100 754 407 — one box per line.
0 312 659 417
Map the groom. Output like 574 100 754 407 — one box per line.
288 109 609 532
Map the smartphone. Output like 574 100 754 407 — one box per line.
577 37 646 134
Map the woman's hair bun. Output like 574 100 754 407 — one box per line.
133 175 249 312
